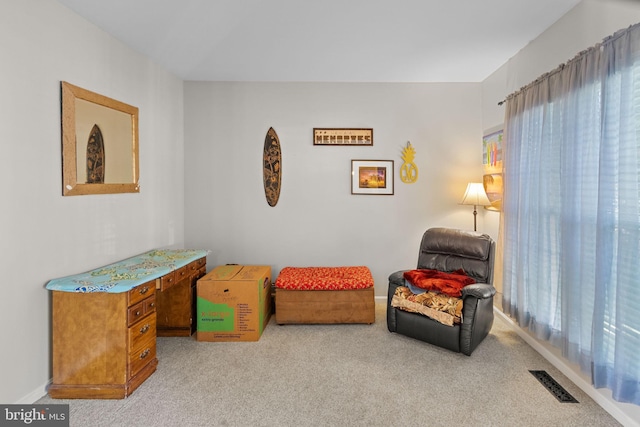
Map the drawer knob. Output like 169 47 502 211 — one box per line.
149 302 155 308
135 310 141 316
140 348 150 359
139 286 149 295
140 324 150 334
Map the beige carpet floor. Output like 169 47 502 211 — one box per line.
37 302 621 427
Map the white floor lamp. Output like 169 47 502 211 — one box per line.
459 182 491 231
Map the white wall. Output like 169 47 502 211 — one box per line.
483 0 640 126
184 82 489 296
481 1 640 425
0 1 185 403
9 0 634 416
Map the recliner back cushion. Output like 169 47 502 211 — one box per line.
416 228 494 284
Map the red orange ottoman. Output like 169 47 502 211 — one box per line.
274 266 375 324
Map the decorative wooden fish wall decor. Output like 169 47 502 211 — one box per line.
86 124 105 184
263 127 282 206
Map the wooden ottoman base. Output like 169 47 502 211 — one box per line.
275 287 375 324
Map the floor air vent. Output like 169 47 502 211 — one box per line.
529 370 579 403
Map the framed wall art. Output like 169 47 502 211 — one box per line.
314 128 373 146
61 81 139 196
351 159 394 195
482 127 503 211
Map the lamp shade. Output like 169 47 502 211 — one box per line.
459 182 491 206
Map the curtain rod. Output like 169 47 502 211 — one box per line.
497 22 640 106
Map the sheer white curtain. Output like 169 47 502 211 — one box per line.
502 23 640 405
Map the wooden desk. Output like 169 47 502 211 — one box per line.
46 249 207 399
155 256 206 336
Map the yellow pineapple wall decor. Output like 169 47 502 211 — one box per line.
400 141 418 184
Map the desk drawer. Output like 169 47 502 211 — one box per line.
129 337 156 379
128 314 156 352
156 271 176 291
145 296 156 314
195 266 206 280
127 294 155 326
188 258 206 275
128 281 155 306
175 265 189 283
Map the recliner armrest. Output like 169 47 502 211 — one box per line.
388 270 409 289
461 283 496 299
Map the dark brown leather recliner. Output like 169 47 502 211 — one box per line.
387 227 496 356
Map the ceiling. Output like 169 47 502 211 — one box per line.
56 0 581 83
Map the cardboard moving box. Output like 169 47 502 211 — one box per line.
197 265 271 342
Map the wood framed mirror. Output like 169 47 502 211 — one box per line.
61 81 139 196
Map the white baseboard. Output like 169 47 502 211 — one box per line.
494 308 640 427
16 380 49 404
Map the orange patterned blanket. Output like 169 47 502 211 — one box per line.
403 269 475 297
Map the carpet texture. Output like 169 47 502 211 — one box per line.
37 302 620 426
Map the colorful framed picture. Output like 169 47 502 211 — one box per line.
314 128 373 146
483 128 503 175
482 127 503 211
351 160 394 195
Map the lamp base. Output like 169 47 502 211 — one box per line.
473 205 478 232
